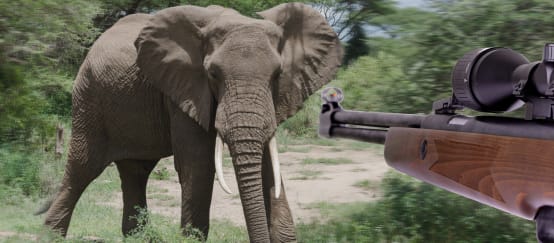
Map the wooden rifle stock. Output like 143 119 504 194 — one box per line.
385 127 554 220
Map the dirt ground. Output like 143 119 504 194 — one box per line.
106 142 391 226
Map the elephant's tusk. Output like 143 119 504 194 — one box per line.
215 134 233 194
269 136 281 199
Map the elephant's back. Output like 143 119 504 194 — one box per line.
83 14 152 84
72 13 154 117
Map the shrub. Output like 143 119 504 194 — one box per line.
279 93 321 138
0 145 41 197
298 171 536 243
126 207 202 243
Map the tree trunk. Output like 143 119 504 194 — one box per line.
55 123 64 157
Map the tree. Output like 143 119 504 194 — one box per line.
0 0 99 144
343 22 369 65
350 0 554 113
312 0 395 40
0 0 99 70
93 0 181 33
93 0 303 34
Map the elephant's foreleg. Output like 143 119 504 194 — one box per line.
262 148 296 243
44 135 109 236
115 159 158 236
170 111 216 239
174 155 215 239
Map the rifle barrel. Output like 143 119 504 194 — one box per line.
331 127 387 144
333 110 425 128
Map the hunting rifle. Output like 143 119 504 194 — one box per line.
319 44 554 241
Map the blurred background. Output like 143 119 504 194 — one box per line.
0 0 549 242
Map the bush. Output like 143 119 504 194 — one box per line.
333 52 430 113
298 171 536 243
279 93 321 138
0 145 41 196
126 207 203 243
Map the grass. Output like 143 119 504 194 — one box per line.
349 167 368 172
276 126 384 154
290 170 323 180
302 157 354 165
276 128 338 147
147 193 175 201
347 141 384 152
0 162 248 242
301 138 338 146
296 172 537 243
353 179 380 191
147 186 169 194
329 146 344 152
0 165 124 241
151 167 170 180
279 145 312 153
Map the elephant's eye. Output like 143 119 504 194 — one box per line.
207 65 222 81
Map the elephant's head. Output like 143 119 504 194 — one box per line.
134 3 341 241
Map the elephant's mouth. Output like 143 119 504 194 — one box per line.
213 133 281 198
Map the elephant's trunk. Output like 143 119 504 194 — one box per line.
228 137 269 242
216 82 277 242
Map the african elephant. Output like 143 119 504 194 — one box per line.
43 3 341 242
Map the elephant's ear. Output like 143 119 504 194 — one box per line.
135 6 222 130
258 3 343 123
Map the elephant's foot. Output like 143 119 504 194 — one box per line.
44 212 71 237
44 189 77 237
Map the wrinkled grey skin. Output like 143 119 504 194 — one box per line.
43 3 341 242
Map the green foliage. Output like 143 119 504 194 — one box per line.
94 0 181 32
0 145 41 196
0 0 95 197
186 0 305 16
353 179 380 191
335 0 554 114
94 0 303 34
0 62 46 143
297 171 536 243
312 0 395 40
0 0 100 70
387 0 554 112
334 52 426 113
127 207 202 242
279 93 321 137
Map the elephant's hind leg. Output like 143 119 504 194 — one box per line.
44 134 110 236
114 159 158 236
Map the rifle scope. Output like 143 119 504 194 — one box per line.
437 43 554 120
